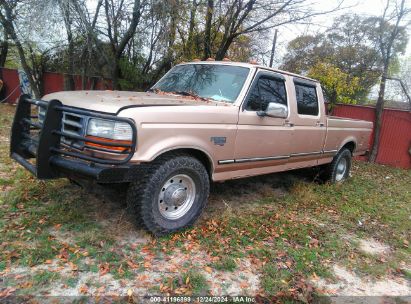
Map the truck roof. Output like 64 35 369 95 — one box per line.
176 61 319 83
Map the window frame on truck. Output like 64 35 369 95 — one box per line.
157 62 256 106
293 78 321 119
241 70 290 117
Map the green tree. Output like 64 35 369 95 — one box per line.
308 62 361 112
282 14 382 102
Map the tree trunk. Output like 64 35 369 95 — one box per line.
111 60 120 90
0 5 41 98
215 36 234 60
11 39 40 98
0 35 8 67
61 1 75 90
105 0 142 90
187 0 197 57
369 68 388 163
204 0 214 59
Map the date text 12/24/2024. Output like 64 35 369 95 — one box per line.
149 296 256 303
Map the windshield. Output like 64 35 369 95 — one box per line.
151 64 250 103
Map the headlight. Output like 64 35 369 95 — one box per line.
87 118 133 141
38 106 46 124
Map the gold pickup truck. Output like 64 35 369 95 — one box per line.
10 61 373 235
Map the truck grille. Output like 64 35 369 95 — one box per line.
38 107 86 150
38 106 46 124
61 112 86 149
12 96 137 179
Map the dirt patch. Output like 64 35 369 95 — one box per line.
1 248 261 297
204 258 260 296
314 265 411 297
358 238 391 256
0 135 9 143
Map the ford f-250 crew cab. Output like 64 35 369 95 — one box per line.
10 61 373 235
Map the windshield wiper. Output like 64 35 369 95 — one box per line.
174 91 218 102
150 89 216 102
174 91 201 98
147 89 198 98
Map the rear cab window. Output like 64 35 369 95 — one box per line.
294 80 319 116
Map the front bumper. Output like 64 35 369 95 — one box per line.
10 95 137 183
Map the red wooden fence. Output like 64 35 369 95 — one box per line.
0 68 112 104
333 104 410 169
0 68 21 104
1 68 410 169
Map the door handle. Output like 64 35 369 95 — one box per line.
284 120 294 127
316 121 325 127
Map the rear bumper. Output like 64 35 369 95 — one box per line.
10 95 137 183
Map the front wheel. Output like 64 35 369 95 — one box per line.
127 154 210 236
322 148 352 183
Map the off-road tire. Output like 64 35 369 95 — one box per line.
321 148 352 183
126 153 210 236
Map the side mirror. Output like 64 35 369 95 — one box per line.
257 102 288 118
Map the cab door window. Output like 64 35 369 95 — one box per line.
295 83 319 116
246 76 287 112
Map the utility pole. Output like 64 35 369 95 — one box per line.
269 29 278 68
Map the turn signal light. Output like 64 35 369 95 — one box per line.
85 136 132 152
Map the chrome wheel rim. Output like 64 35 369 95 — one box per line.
158 174 196 220
335 158 347 182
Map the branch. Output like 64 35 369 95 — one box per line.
116 0 142 58
385 76 411 104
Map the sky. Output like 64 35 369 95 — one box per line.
84 0 411 61
267 0 410 101
272 0 411 65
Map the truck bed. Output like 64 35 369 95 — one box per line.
325 116 373 156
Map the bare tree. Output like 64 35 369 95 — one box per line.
368 0 410 163
58 0 76 90
204 0 214 59
186 0 199 57
0 25 8 67
69 0 105 88
141 0 167 74
202 0 346 60
102 0 144 89
0 0 41 98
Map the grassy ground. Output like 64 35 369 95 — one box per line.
0 103 410 302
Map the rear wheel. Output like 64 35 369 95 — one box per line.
127 154 210 236
322 148 352 183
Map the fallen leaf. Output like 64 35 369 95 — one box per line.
309 238 320 248
97 286 105 293
79 285 88 294
99 263 110 276
138 274 149 281
19 281 33 289
0 287 16 298
68 262 78 271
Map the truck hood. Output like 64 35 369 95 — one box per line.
43 90 222 114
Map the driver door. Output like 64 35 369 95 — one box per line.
233 70 293 170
